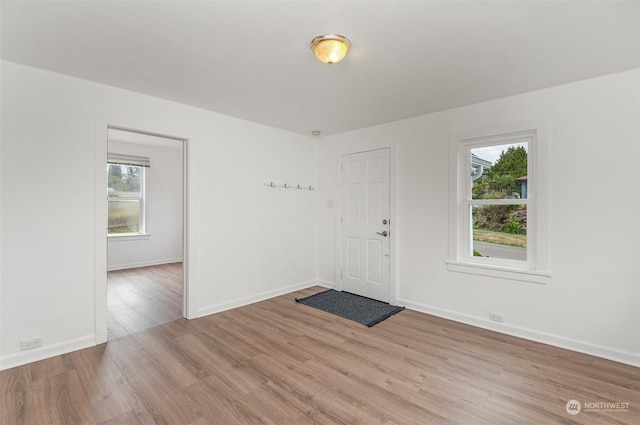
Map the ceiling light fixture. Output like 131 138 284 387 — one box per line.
310 33 351 65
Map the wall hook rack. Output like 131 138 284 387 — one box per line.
264 182 314 191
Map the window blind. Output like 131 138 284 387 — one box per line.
107 153 150 168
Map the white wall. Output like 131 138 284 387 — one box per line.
317 69 640 366
0 60 317 369
107 140 183 270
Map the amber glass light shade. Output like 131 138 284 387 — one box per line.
310 33 351 65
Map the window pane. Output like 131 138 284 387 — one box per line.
108 200 140 234
107 164 141 197
472 205 527 261
471 142 528 200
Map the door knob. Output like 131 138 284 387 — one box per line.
376 231 388 237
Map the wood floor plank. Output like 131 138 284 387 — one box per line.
2 273 639 425
97 408 158 425
0 366 31 425
64 345 142 423
111 348 202 425
183 376 269 425
107 263 183 337
30 369 97 425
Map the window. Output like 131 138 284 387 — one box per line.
107 154 149 236
448 122 549 283
468 139 530 265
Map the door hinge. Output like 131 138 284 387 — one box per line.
340 269 343 278
340 216 343 223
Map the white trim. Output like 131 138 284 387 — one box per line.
183 135 198 319
389 145 398 306
0 335 95 371
107 258 183 272
316 279 337 289
446 261 550 285
94 119 109 344
197 280 319 317
107 233 151 241
335 158 343 292
398 299 640 368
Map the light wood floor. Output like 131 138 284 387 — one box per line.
107 262 184 339
2 276 639 424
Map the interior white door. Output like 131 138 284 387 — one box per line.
341 148 390 302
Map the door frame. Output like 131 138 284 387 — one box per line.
94 114 199 344
336 146 397 305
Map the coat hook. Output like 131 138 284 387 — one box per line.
284 183 288 189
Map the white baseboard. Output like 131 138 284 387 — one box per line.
315 279 337 289
107 257 182 271
398 298 640 368
0 335 96 371
197 280 321 317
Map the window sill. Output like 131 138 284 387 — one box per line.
107 233 151 242
446 261 550 285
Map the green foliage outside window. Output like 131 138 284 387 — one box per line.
472 145 527 235
108 165 141 193
473 146 527 200
107 164 143 234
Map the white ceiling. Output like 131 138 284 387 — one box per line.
3 1 640 136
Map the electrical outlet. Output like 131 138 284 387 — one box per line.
489 312 504 323
20 337 42 351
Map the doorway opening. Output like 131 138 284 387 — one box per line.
106 128 186 339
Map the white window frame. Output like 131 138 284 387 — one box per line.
107 157 149 238
448 121 550 284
